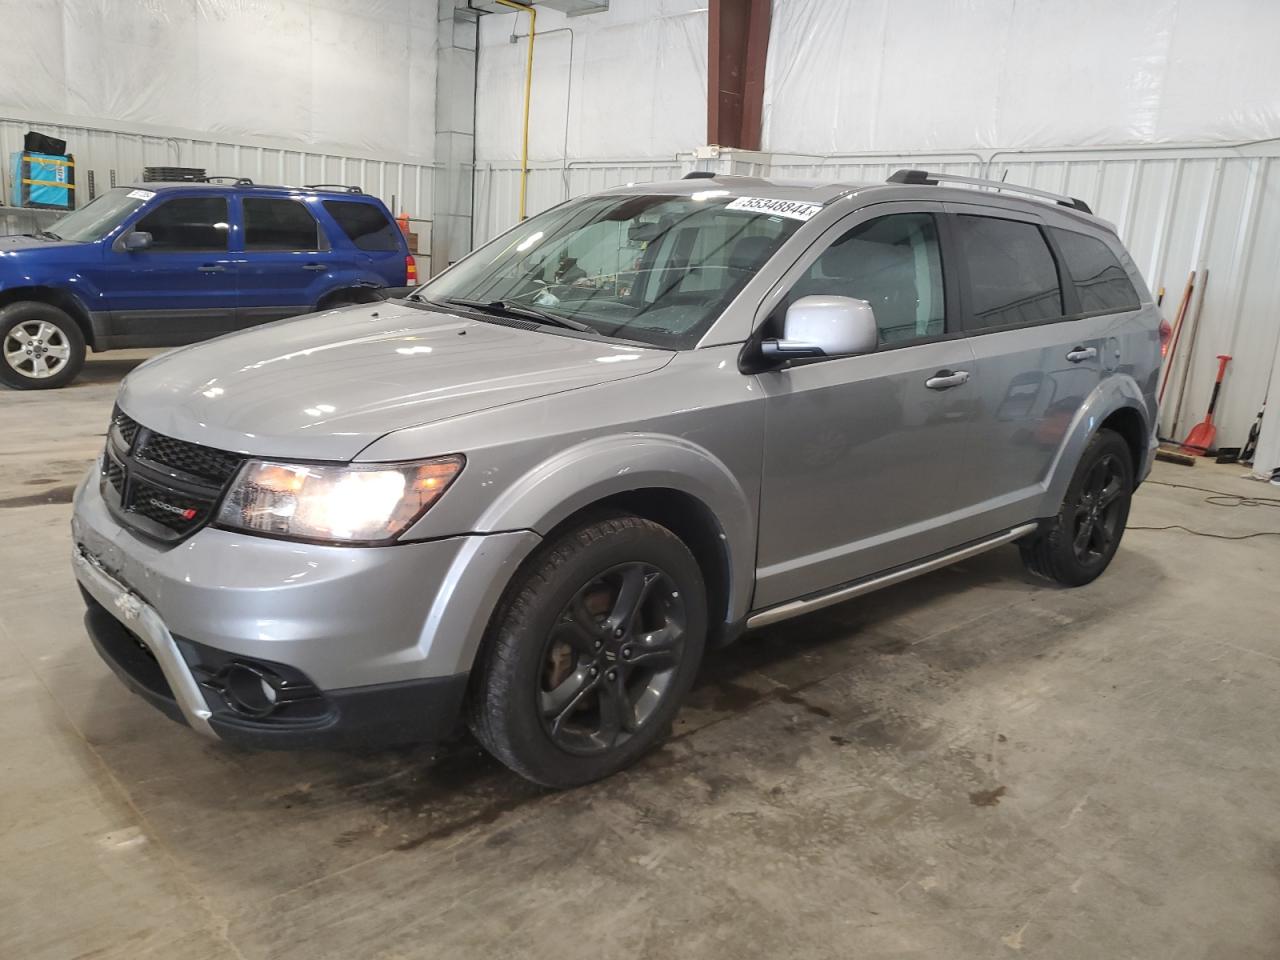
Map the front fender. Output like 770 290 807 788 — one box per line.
1041 372 1154 513
474 432 757 624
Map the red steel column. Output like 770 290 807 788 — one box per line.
708 0 772 150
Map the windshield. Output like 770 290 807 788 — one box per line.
420 193 805 349
46 188 149 242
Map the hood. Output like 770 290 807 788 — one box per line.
0 234 80 256
117 302 674 461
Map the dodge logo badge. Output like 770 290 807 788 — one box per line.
149 498 197 521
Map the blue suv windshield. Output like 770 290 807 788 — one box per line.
420 193 804 349
46 188 150 242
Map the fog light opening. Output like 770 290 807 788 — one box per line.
221 662 284 718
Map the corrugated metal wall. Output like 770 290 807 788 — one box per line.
1 115 436 264
475 143 1280 447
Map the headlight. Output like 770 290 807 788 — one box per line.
216 455 464 543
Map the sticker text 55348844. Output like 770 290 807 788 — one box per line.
724 197 823 221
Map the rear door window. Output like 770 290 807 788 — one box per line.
243 198 323 251
133 196 229 251
955 215 1063 330
322 200 401 251
1049 227 1140 314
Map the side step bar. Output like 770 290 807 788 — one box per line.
745 522 1041 630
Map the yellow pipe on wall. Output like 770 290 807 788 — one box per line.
495 0 536 221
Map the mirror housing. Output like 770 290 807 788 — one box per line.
760 295 878 362
122 231 152 252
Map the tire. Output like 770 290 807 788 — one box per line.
0 302 86 390
468 514 707 788
316 287 378 312
1020 428 1134 586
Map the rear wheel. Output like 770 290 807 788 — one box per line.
1020 428 1133 586
0 301 86 390
468 514 707 788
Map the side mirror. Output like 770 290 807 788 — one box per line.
761 295 878 361
122 231 152 252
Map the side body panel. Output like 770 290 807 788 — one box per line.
945 201 1159 533
362 346 764 668
749 200 982 606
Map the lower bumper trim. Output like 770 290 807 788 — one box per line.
207 673 470 750
73 546 217 737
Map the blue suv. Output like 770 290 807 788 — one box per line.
0 179 414 389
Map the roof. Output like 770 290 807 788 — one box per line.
604 172 1109 230
604 175 864 204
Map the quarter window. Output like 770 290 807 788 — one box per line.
243 198 323 251
1049 227 1140 313
133 197 229 251
956 215 1062 329
786 213 946 345
322 200 401 252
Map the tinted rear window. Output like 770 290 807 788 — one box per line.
956 215 1063 329
322 200 401 251
243 197 322 251
1049 227 1140 313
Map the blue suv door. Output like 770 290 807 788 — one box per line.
98 192 239 345
235 195 334 325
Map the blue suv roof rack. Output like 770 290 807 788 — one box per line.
303 183 364 194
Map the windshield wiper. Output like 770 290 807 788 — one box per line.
36 230 62 241
441 297 596 334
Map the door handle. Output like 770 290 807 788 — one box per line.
925 369 970 390
197 264 226 273
302 263 328 271
1066 346 1098 363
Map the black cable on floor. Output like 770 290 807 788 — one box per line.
1128 524 1280 540
1146 478 1280 507
1131 479 1280 539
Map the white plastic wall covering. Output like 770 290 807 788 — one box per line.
0 0 439 159
763 0 1280 153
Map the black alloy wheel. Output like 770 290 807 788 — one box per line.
538 562 687 755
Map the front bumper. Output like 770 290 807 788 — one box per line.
79 571 470 748
70 466 540 748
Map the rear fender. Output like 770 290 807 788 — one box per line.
1041 373 1153 513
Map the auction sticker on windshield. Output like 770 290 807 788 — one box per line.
126 189 156 201
724 197 823 221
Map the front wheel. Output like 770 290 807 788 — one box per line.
468 514 707 788
1020 428 1134 586
0 301 86 390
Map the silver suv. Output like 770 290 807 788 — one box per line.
71 170 1161 786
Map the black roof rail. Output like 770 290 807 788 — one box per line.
886 168 1093 214
682 171 716 180
199 175 255 186
302 183 364 194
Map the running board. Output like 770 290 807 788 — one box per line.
745 522 1041 630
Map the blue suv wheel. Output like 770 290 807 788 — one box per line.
0 301 86 390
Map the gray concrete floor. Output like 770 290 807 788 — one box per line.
3 349 1280 959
